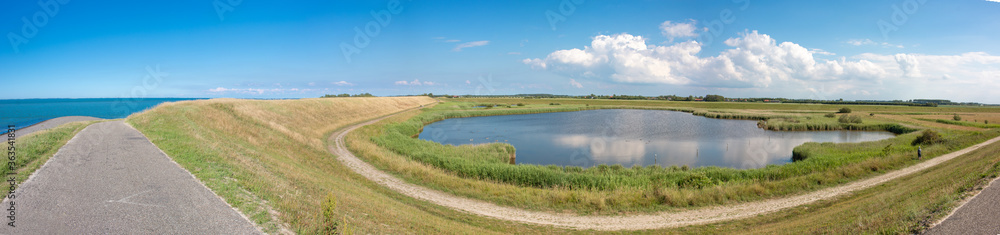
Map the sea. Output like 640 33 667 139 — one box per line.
0 98 205 130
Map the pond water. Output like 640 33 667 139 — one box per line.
417 109 896 169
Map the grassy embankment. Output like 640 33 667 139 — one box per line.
2 121 97 183
348 99 998 214
126 97 581 234
123 96 1000 233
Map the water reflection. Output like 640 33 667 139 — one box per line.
418 109 895 169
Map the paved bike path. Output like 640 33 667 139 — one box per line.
0 120 260 234
927 176 1000 234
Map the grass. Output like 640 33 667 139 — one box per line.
2 121 96 183
666 134 1000 234
349 100 998 214
918 118 1000 129
126 97 587 234
118 96 1000 233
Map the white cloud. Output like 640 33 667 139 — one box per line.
659 20 699 41
332 81 354 86
453 40 490 51
894 54 921 77
569 79 583 88
208 87 318 95
394 79 437 86
525 23 1000 102
308 82 316 86
988 0 1000 3
445 39 461 43
847 39 875 46
810 48 835 56
465 80 471 84
524 30 890 88
847 39 903 48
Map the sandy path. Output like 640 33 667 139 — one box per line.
328 109 1000 231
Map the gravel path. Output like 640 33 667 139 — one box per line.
926 176 1000 234
328 110 1000 231
0 121 261 234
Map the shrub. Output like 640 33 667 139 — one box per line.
679 172 715 189
549 103 561 105
912 130 944 146
516 103 525 106
838 114 863 124
322 192 339 233
824 113 836 118
838 107 852 113
953 114 962 121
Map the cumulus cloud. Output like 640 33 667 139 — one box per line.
660 20 699 41
569 79 583 88
332 81 354 86
453 40 490 51
894 54 921 77
524 30 890 88
524 25 1000 102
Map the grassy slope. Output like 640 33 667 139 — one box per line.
126 97 568 234
126 97 1000 234
3 121 96 183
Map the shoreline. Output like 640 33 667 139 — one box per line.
2 116 104 136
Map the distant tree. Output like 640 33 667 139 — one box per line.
704 94 725 102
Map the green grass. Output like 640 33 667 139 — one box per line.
122 97 1000 233
351 100 999 213
2 121 95 183
667 133 1000 234
918 118 1000 129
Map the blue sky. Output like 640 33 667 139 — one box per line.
2 0 999 103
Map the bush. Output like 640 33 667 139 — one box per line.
912 130 944 146
322 192 339 233
824 113 836 118
516 103 525 106
549 103 561 105
838 114 863 124
838 107 852 113
679 172 715 189
954 114 962 121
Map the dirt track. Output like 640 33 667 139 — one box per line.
328 108 1000 231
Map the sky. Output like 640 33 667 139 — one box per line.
2 0 999 103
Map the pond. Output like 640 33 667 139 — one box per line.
417 109 896 169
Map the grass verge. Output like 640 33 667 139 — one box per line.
2 121 95 183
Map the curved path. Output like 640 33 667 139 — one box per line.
1 120 261 234
329 109 1000 231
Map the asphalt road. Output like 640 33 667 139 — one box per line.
0 121 260 234
927 177 1000 234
